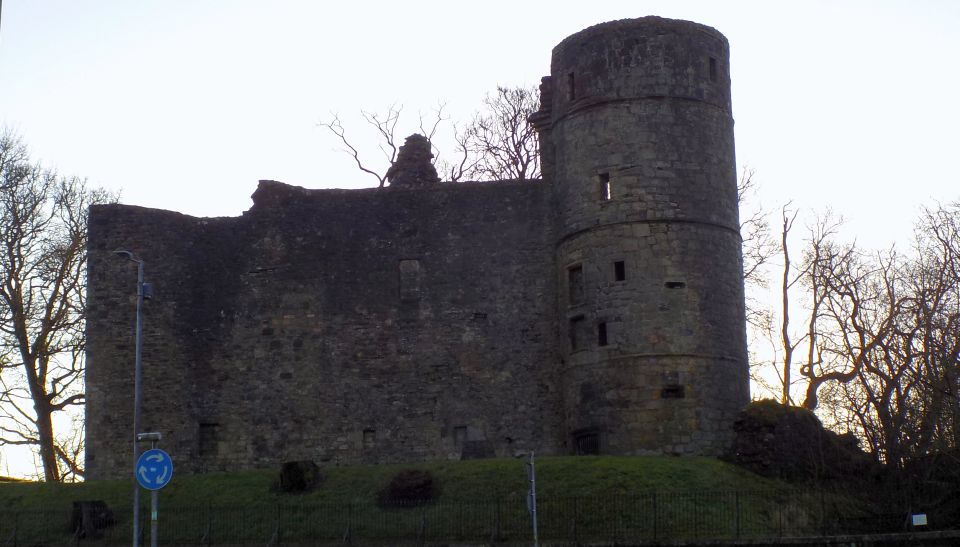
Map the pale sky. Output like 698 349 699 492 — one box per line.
1 1 959 476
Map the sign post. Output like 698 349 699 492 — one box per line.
524 452 538 547
135 435 173 547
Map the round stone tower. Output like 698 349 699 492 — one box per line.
532 17 749 456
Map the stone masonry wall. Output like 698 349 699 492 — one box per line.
85 16 751 479
86 181 562 479
541 17 748 455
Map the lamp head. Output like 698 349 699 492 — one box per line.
113 249 141 263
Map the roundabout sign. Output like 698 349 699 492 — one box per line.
135 448 174 490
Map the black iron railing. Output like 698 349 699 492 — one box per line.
0 490 947 546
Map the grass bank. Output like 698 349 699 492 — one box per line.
0 457 893 544
0 456 781 509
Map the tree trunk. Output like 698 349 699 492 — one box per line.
34 402 61 482
780 211 794 405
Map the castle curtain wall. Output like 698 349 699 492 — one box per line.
85 182 562 479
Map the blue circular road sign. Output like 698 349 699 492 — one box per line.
135 448 174 490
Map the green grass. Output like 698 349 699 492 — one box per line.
0 457 879 544
0 456 784 510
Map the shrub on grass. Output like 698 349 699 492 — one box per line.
377 469 440 507
275 460 324 493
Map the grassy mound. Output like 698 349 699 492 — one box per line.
0 457 899 543
0 456 781 510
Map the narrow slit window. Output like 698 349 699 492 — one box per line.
569 315 586 351
709 57 717 82
567 72 576 100
665 281 686 289
599 173 611 201
598 322 608 347
614 261 626 281
568 265 584 305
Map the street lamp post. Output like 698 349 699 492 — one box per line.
115 250 147 547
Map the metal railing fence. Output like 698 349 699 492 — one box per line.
0 490 947 546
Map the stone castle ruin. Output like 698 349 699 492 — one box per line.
85 17 749 479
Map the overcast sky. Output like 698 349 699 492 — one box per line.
1 1 959 476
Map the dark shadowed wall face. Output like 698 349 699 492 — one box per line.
85 182 561 478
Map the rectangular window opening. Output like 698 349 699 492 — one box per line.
574 432 600 455
363 428 377 448
399 259 421 302
199 423 219 457
453 426 468 448
665 281 686 289
567 72 576 100
598 322 608 347
614 261 626 281
569 315 586 351
568 265 584 305
661 384 686 399
709 57 718 82
599 173 611 201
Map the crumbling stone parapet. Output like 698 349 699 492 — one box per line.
386 134 440 187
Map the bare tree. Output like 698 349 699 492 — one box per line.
738 168 775 294
733 172 960 469
793 213 877 412
436 121 479 183
757 208 850 407
821 203 960 467
760 201 960 469
737 170 785 397
319 105 402 188
454 85 540 182
912 202 960 453
322 85 540 185
775 206 801 405
0 129 113 481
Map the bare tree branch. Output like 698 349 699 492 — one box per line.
0 128 114 481
456 85 541 182
319 113 390 188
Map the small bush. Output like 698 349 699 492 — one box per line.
70 500 116 539
275 460 324 493
377 469 440 507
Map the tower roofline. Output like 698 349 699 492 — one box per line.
554 16 728 55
